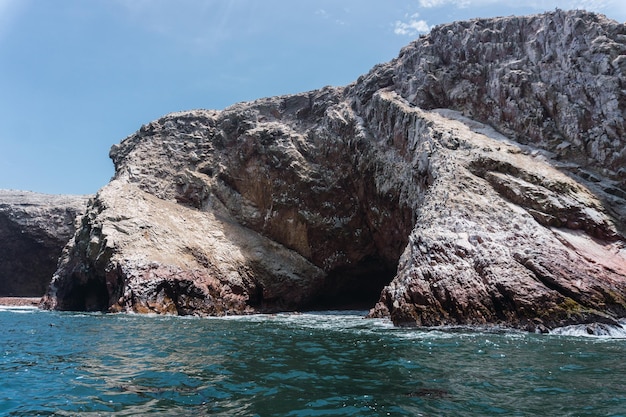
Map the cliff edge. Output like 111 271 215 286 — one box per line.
0 190 89 296
42 10 626 331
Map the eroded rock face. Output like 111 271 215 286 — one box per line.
42 89 415 314
0 190 89 296
43 10 626 330
392 10 626 181
43 180 326 313
385 9 626 232
366 106 626 331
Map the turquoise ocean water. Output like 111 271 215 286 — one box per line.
1 306 625 416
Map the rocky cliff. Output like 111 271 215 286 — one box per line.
42 10 626 331
0 190 89 296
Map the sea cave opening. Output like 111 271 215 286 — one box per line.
61 274 110 312
306 255 397 311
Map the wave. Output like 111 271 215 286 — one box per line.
0 305 39 313
550 320 626 338
5 306 626 339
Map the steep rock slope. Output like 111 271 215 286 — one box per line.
43 10 626 330
387 9 626 228
0 190 89 296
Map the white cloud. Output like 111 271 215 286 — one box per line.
394 13 431 36
315 9 329 18
314 7 349 26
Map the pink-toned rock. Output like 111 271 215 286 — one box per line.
364 105 626 331
0 297 41 307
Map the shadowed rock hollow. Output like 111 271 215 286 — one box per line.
43 10 626 331
0 190 89 296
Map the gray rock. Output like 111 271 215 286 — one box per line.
386 9 626 227
0 190 90 296
42 10 626 330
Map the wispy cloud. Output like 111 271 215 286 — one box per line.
394 12 431 36
315 9 329 18
314 7 348 26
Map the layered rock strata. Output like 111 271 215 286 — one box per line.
43 10 626 331
0 190 89 296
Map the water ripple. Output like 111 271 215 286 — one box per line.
1 310 625 416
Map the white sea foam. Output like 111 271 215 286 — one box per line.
206 310 396 336
0 305 38 313
550 320 626 338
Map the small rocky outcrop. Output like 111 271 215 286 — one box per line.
0 190 89 296
42 10 626 331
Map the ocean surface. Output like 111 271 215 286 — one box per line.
1 306 625 417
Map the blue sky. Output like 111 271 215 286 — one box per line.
1 1 625 195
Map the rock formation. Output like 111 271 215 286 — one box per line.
0 190 89 296
42 10 626 331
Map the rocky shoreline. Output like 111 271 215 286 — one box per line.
0 297 41 307
3 10 622 331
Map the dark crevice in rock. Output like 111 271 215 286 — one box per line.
489 284 519 322
58 272 110 311
150 280 207 316
0 192 89 297
0 215 61 296
306 256 397 310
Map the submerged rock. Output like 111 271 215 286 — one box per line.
0 190 89 296
43 10 626 330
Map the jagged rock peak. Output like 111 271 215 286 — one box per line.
357 9 626 183
42 10 626 331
